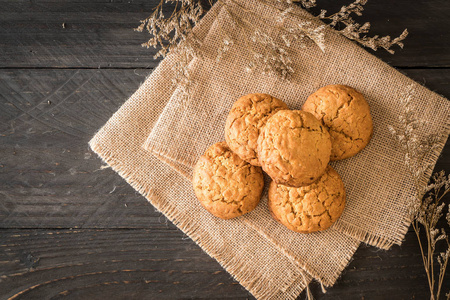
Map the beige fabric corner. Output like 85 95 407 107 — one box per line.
90 5 317 299
90 51 316 300
144 0 450 250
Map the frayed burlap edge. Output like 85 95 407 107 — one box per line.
142 0 450 251
148 148 359 287
89 142 311 300
148 109 450 252
334 117 450 250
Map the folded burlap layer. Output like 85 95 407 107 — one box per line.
142 1 362 288
90 6 319 299
90 1 450 298
90 4 364 298
154 141 360 287
144 0 450 252
90 52 317 300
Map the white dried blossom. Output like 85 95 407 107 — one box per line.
389 84 450 299
138 0 408 90
242 28 296 79
447 208 450 226
299 22 326 52
216 35 234 62
319 0 407 54
276 7 293 24
291 0 316 9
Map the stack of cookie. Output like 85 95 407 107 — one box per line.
193 85 373 234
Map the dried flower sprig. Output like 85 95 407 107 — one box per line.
135 0 205 101
219 0 326 79
389 84 450 300
319 0 408 54
136 0 204 59
388 85 442 190
137 0 408 86
291 0 316 9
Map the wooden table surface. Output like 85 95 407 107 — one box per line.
1 0 449 299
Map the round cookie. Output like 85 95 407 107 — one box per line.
225 93 288 166
302 84 373 161
268 166 346 233
192 142 264 219
257 110 331 187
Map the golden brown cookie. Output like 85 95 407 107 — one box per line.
257 110 331 187
268 166 346 233
192 142 264 219
225 93 288 166
302 85 373 161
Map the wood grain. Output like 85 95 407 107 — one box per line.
0 69 168 230
1 227 449 299
1 0 450 299
0 229 249 299
0 68 449 229
0 0 449 68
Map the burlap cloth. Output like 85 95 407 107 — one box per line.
90 1 450 299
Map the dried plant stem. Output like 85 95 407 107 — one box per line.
138 0 407 86
412 221 432 294
437 243 449 299
411 180 450 300
389 84 450 300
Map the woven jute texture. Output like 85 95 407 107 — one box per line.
90 1 450 299
89 48 314 300
144 0 450 252
90 5 319 299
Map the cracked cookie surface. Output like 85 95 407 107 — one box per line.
257 110 331 187
225 93 288 166
268 166 346 233
192 142 264 219
302 84 373 161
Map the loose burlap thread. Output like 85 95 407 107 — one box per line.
90 1 450 299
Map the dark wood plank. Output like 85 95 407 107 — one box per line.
0 0 449 68
0 1 163 69
0 69 171 229
1 227 449 300
0 68 449 229
1 1 450 298
0 229 250 299
312 226 450 299
310 0 450 67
